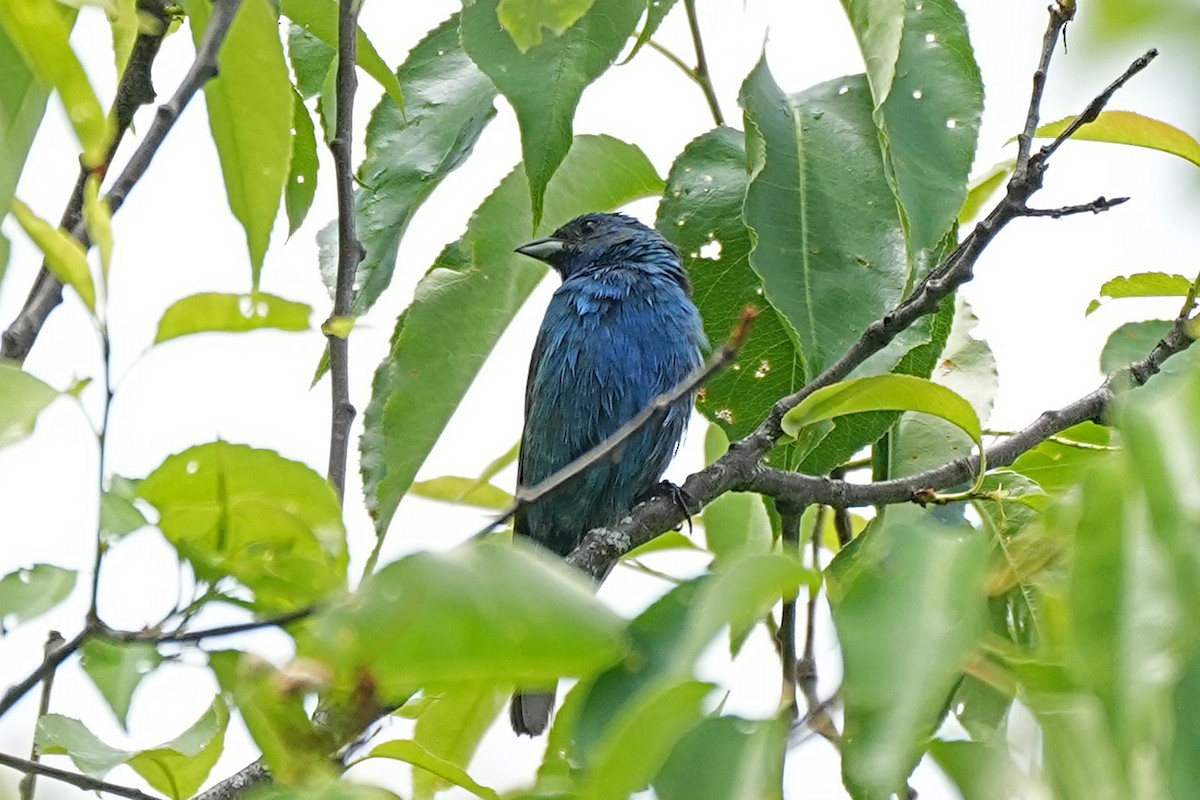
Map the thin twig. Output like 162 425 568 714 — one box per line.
18 632 65 800
1023 195 1128 218
0 750 160 800
2 0 239 362
0 629 87 720
97 606 314 645
682 0 723 125
1014 5 1071 177
325 0 363 501
776 503 804 720
88 330 113 625
477 307 759 540
0 0 172 363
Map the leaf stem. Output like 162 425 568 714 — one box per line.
682 0 724 126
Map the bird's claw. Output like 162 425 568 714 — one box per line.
658 480 697 536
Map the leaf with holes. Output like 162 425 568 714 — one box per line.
154 292 312 344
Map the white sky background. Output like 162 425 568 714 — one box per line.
1 1 1198 798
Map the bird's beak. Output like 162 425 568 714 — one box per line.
514 236 566 262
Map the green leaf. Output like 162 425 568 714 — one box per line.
657 126 805 442
830 507 991 797
624 0 680 62
1036 110 1200 169
137 442 348 611
154 292 312 344
654 716 787 800
874 0 983 252
1010 422 1114 494
0 363 59 449
108 0 139 79
739 62 910 378
411 684 507 800
38 698 229 799
1100 319 1175 376
10 198 95 311
251 780 403 800
0 0 109 166
0 564 75 630
574 554 810 763
80 638 162 730
891 298 997 477
930 740 1048 800
408 476 513 511
279 0 404 110
783 374 983 461
297 540 626 699
360 134 661 537
100 481 149 539
285 89 319 237
209 651 334 787
959 160 1014 224
287 23 334 100
497 0 599 51
0 21 53 218
82 176 113 279
357 739 500 800
576 680 712 800
338 12 498 319
461 0 644 228
699 425 771 563
838 0 905 107
1086 272 1193 315
183 0 292 283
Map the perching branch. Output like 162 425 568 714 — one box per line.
563 21 1162 580
0 750 161 800
0 0 172 363
480 306 758 540
325 0 364 501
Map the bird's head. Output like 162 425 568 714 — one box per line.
514 213 689 289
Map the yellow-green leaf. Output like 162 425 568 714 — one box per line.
959 159 1014 224
783 374 982 455
357 739 500 800
83 175 113 279
1086 272 1194 316
497 0 599 51
0 363 59 449
154 292 312 344
0 0 110 165
409 476 513 511
10 198 95 311
279 0 404 110
1036 110 1200 169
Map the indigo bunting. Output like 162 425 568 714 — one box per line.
509 212 706 735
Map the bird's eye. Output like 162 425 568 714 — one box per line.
581 219 597 234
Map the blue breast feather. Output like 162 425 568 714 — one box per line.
518 264 706 556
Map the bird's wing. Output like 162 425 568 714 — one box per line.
514 312 553 539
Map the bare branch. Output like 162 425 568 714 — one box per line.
1022 195 1128 218
325 0 364 500
97 607 314 645
0 629 86 720
683 0 723 126
18 632 65 800
0 751 161 800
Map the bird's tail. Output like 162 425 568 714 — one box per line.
510 689 556 736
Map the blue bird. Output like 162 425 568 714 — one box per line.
509 212 706 735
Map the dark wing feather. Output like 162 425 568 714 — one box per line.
514 323 550 540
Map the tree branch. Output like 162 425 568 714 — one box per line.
0 750 161 800
563 20 1159 580
18 632 65 800
682 0 723 126
1 0 172 363
0 629 86 720
325 0 363 500
1 0 242 363
97 606 314 645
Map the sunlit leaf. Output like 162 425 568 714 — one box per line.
1086 272 1193 316
497 0 599 51
137 442 347 611
0 363 59 449
357 739 500 800
408 476 513 511
10 198 95 311
80 638 162 730
285 88 319 237
0 0 109 165
183 0 292 283
0 564 75 630
959 160 1014 224
0 22 53 218
1036 110 1200 170
298 541 626 699
837 0 905 107
82 176 113 279
154 292 312 344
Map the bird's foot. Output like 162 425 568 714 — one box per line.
647 480 697 536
